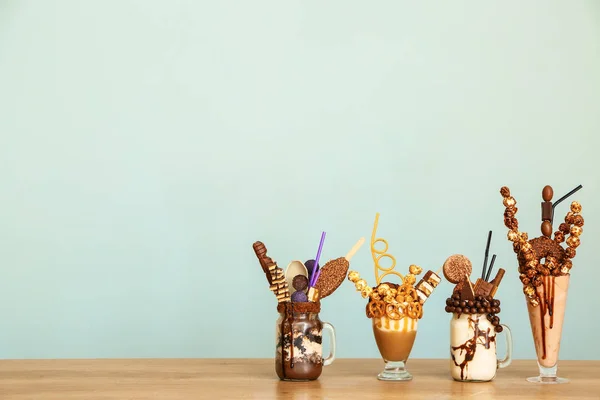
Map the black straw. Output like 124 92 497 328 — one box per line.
482 231 492 280
485 254 497 282
551 185 583 223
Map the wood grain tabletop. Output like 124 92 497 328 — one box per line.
0 358 598 399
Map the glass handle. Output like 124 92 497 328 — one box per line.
497 324 513 369
322 322 336 366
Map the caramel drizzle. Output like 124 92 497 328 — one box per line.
451 316 496 381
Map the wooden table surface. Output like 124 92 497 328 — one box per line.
0 359 598 400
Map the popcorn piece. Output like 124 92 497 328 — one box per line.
570 226 582 237
566 236 580 248
361 286 373 299
355 279 367 291
409 265 422 275
571 201 582 213
523 285 535 297
347 270 360 282
404 274 416 286
503 197 516 207
377 284 390 296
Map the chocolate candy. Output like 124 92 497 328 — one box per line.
304 259 320 276
541 221 552 237
443 255 472 284
542 185 553 202
291 291 308 303
315 257 350 299
292 275 309 291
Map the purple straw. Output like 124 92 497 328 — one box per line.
309 232 326 287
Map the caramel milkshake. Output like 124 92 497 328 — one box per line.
347 213 442 381
526 275 569 369
372 317 417 362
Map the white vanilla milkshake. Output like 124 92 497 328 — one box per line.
450 313 500 381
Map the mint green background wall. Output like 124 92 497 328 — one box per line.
1 1 599 360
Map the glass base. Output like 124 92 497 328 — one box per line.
527 362 568 384
377 361 412 381
527 376 568 384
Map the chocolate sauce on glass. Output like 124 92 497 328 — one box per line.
451 316 496 381
538 275 556 361
275 303 324 381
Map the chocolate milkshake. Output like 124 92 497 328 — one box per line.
526 275 569 370
275 302 331 381
500 185 584 384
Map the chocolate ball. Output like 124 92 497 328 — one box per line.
304 259 320 276
478 307 486 314
463 307 470 314
468 300 475 308
486 307 492 313
291 291 308 303
455 307 463 314
446 298 454 306
453 300 460 307
448 306 456 313
459 301 466 308
453 293 461 300
292 275 309 291
495 325 503 333
445 305 452 313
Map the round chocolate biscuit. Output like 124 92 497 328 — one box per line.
443 254 472 284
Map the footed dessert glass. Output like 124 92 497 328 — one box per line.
372 316 417 381
275 306 336 381
526 275 570 384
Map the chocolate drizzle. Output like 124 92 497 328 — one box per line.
279 302 296 378
451 315 496 381
538 276 556 360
